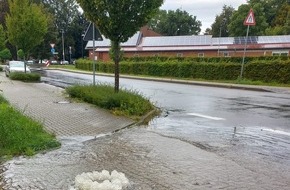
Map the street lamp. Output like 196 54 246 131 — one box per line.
217 18 227 57
81 33 85 58
69 46 72 64
61 29 65 62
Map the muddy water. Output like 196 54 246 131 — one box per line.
1 127 290 189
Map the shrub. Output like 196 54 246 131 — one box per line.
9 72 41 82
0 66 3 71
66 84 154 119
74 57 290 84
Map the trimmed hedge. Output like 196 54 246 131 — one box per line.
9 72 41 82
75 58 290 84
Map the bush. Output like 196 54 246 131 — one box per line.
0 96 60 156
66 84 154 119
74 57 290 84
0 66 3 71
9 72 41 82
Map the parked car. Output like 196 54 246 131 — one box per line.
50 60 58 64
60 60 69 65
26 60 35 65
5 61 31 77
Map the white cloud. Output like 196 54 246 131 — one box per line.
161 0 246 34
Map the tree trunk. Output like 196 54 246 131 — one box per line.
111 40 121 93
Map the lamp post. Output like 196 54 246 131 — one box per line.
81 33 85 58
69 46 72 64
217 18 227 57
61 29 65 62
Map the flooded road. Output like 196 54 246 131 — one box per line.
1 70 290 189
2 128 290 189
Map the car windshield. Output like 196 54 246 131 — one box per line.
9 61 25 67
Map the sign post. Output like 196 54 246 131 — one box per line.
240 9 256 79
83 22 103 85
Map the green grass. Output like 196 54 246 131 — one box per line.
49 64 78 70
9 72 41 82
0 96 60 157
66 84 154 120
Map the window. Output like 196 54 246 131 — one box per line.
272 51 289 56
223 52 230 57
198 53 204 57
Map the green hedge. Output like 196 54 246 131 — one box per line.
10 72 41 82
75 58 290 84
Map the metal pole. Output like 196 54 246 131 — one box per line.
62 30 65 62
240 25 250 79
93 23 96 85
218 26 222 57
81 34 84 58
69 46 72 64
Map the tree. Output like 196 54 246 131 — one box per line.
17 49 24 60
265 1 290 35
0 0 9 26
210 5 235 37
204 28 212 35
77 0 164 92
148 9 201 36
0 24 5 50
6 0 48 59
228 4 268 36
0 48 12 62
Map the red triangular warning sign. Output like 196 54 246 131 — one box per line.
244 9 256 26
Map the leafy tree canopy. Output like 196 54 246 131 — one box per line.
77 0 164 92
6 0 48 59
149 9 201 36
0 48 12 61
210 5 234 37
228 3 268 36
0 0 9 26
0 24 6 50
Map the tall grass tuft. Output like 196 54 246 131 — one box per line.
0 96 60 157
66 84 154 119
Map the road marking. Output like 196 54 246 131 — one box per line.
262 128 290 136
187 113 226 121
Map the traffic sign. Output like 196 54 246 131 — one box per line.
244 9 256 26
83 22 103 41
50 43 55 48
51 48 55 54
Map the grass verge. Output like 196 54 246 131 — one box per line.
66 84 155 120
9 72 41 82
0 95 60 157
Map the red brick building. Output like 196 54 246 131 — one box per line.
85 28 290 62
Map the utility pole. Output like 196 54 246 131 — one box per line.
61 29 65 62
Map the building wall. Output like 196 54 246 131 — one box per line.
88 49 289 62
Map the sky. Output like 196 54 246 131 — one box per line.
161 0 246 34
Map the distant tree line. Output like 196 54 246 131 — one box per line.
1 0 290 62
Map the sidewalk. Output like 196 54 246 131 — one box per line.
0 72 134 136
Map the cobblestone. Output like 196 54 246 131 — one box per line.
0 73 134 136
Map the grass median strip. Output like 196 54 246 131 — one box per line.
0 95 60 157
66 84 155 120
